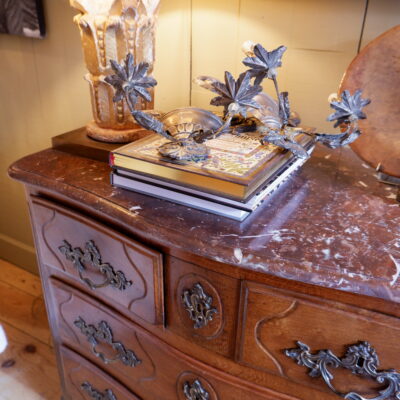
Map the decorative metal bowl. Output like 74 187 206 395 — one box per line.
160 107 224 138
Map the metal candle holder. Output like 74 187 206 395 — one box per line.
105 42 370 163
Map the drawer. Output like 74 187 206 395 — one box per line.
60 346 141 400
237 281 400 398
49 278 294 400
29 197 163 325
166 257 240 357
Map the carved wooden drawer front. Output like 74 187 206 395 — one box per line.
237 281 400 399
49 279 291 400
166 257 240 357
29 197 163 325
60 346 141 400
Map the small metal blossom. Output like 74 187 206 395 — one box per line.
104 53 157 107
243 44 287 84
327 89 371 128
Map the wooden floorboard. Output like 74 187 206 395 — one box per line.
0 259 42 297
0 280 52 346
0 259 61 399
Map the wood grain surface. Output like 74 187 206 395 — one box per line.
8 144 400 400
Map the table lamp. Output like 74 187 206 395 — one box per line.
70 0 161 143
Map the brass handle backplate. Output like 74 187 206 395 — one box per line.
285 341 400 400
183 379 209 400
59 240 132 291
74 317 141 368
182 283 217 329
81 382 117 400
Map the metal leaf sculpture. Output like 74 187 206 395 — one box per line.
194 75 221 94
205 71 263 139
327 89 371 128
259 126 310 159
315 89 371 148
240 43 371 157
106 46 371 165
243 44 287 84
130 109 166 136
242 43 290 134
105 53 157 106
210 71 262 116
105 53 175 141
106 54 211 162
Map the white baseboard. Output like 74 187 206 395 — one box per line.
0 233 38 275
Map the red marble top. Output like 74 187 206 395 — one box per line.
9 144 400 303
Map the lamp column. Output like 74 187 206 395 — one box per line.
70 0 161 143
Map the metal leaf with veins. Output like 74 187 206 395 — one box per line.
105 54 177 142
313 89 371 149
194 76 221 94
314 129 362 149
243 44 287 85
210 71 263 117
260 127 310 159
327 89 371 128
104 53 157 106
131 110 165 135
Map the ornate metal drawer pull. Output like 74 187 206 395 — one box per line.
182 283 217 329
74 317 141 367
183 379 209 400
58 240 132 291
285 341 400 400
81 382 117 400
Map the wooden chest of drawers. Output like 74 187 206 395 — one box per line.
9 145 400 400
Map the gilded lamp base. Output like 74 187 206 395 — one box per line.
86 121 151 144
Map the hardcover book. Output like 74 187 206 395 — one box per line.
110 131 313 201
111 146 312 221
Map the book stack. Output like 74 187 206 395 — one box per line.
110 132 314 221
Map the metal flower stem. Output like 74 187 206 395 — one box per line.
272 75 285 127
296 123 352 139
211 114 233 139
294 121 360 149
125 93 176 142
125 94 136 115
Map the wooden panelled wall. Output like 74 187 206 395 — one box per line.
0 0 399 274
